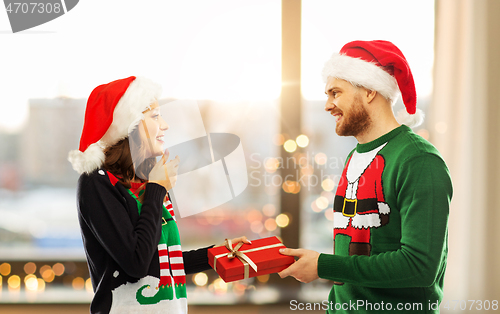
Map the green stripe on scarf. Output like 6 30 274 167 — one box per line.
127 189 186 304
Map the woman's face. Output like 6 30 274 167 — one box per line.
140 101 169 157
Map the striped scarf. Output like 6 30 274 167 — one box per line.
158 198 186 288
128 187 187 303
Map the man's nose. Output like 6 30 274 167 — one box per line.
325 100 335 111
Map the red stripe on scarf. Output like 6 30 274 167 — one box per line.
170 264 184 270
158 245 171 287
168 251 183 258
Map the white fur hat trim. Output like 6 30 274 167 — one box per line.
322 53 400 105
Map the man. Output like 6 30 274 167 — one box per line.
279 40 452 313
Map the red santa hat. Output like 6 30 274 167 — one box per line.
322 40 423 128
68 76 162 174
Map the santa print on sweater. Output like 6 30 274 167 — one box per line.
333 143 391 257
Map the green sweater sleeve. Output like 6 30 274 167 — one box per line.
317 153 452 288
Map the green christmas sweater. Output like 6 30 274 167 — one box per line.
317 125 453 313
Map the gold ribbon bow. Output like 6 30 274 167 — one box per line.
213 239 285 279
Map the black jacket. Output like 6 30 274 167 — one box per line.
77 169 211 314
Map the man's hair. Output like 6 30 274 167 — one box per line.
346 79 393 105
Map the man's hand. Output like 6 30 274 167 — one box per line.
278 248 320 283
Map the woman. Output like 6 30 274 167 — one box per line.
68 76 248 313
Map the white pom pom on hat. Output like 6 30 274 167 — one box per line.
68 76 162 174
322 40 423 128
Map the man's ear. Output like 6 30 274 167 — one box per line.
365 89 377 104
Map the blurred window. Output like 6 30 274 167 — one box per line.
0 0 435 305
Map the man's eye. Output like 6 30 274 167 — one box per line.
153 114 159 119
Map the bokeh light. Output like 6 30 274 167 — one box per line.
321 178 335 191
232 213 247 226
296 134 309 147
262 204 276 216
232 282 246 296
52 263 65 276
72 277 85 290
0 263 11 276
276 213 290 228
41 268 55 283
417 128 430 140
273 134 285 146
324 209 334 221
283 139 297 153
247 209 263 223
250 220 264 234
196 215 209 226
39 265 50 276
264 218 277 231
8 275 21 290
212 278 228 294
193 272 208 286
24 262 36 275
264 158 280 173
85 278 93 293
314 152 327 165
311 200 322 213
315 196 329 210
205 209 225 226
36 278 45 292
24 275 38 291
282 180 300 194
256 274 270 283
64 262 76 274
24 274 36 283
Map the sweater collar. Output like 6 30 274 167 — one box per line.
355 125 409 153
105 170 146 193
129 181 145 193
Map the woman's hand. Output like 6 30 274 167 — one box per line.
149 150 180 191
215 236 252 247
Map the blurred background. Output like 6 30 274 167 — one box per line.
0 0 499 313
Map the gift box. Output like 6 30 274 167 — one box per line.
208 236 295 283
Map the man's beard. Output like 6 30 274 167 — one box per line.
335 94 371 137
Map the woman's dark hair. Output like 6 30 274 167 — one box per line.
102 138 136 189
102 127 156 189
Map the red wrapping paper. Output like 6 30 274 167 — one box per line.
208 236 295 283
